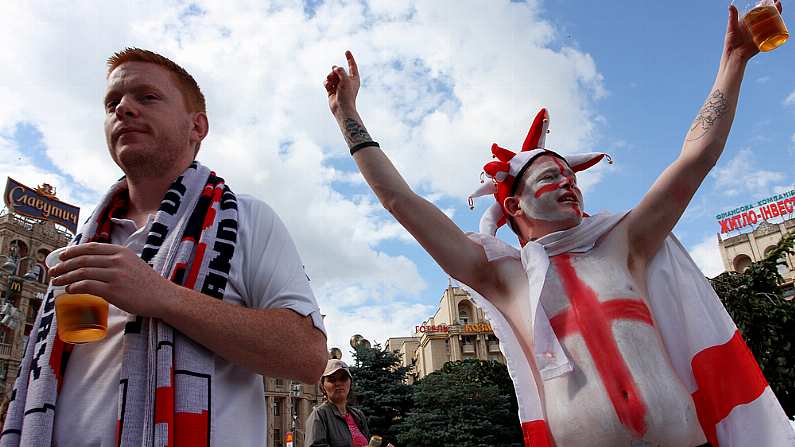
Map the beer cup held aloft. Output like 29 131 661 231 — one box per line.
744 1 789 51
45 247 109 344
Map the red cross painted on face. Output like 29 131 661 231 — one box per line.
531 157 582 217
534 158 578 197
548 254 653 438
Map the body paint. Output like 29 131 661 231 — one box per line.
551 254 649 438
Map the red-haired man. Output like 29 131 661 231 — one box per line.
2 48 328 447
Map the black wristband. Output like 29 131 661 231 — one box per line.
350 141 380 156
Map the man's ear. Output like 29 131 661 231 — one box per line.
191 112 209 156
504 196 523 218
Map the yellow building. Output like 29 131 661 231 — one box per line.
718 217 795 299
387 284 504 383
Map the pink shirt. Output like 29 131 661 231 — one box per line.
344 412 369 447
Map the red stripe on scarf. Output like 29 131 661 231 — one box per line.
184 243 207 289
48 336 73 392
691 330 768 447
521 420 555 447
175 410 209 447
155 384 175 446
90 189 129 243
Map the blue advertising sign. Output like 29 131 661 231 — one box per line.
4 178 80 234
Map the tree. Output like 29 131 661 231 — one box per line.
395 359 523 447
710 230 795 417
349 344 414 445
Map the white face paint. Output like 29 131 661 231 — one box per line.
517 155 584 225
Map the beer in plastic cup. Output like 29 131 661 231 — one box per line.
45 247 109 344
743 0 789 52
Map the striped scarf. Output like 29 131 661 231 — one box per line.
0 161 238 447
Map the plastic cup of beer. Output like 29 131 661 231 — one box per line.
45 247 109 344
743 0 789 52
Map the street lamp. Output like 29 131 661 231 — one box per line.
289 382 302 447
350 334 371 351
0 255 39 281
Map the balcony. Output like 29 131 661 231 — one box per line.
0 343 11 357
462 344 475 354
488 342 501 353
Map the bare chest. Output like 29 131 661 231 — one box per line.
536 250 704 446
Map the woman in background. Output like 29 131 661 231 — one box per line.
305 359 373 447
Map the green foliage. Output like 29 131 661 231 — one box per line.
394 359 523 447
710 230 795 417
350 344 414 445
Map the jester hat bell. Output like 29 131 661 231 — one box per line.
468 108 612 237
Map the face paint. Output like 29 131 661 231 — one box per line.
517 155 584 223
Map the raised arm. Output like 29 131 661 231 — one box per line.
324 52 500 293
625 2 781 262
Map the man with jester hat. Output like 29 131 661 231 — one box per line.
323 3 793 446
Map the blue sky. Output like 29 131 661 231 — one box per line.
1 0 793 359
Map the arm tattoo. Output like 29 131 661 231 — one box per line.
686 89 728 141
343 118 372 147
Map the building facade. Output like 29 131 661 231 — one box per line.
263 377 323 447
387 284 505 383
718 217 795 299
0 210 72 408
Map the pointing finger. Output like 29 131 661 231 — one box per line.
346 50 359 78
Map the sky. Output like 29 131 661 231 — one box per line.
1 0 794 362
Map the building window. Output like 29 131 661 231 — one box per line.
457 301 473 324
275 378 283 388
782 285 795 301
273 399 280 416
273 429 282 447
732 254 752 272
461 336 475 354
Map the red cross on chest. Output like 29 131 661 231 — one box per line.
548 253 655 438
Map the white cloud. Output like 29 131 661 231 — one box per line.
711 148 786 197
0 0 606 344
688 234 726 278
318 298 433 364
784 89 795 106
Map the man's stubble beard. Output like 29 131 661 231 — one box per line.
113 130 192 181
518 195 582 229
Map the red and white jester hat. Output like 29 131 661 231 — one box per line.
468 108 612 236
